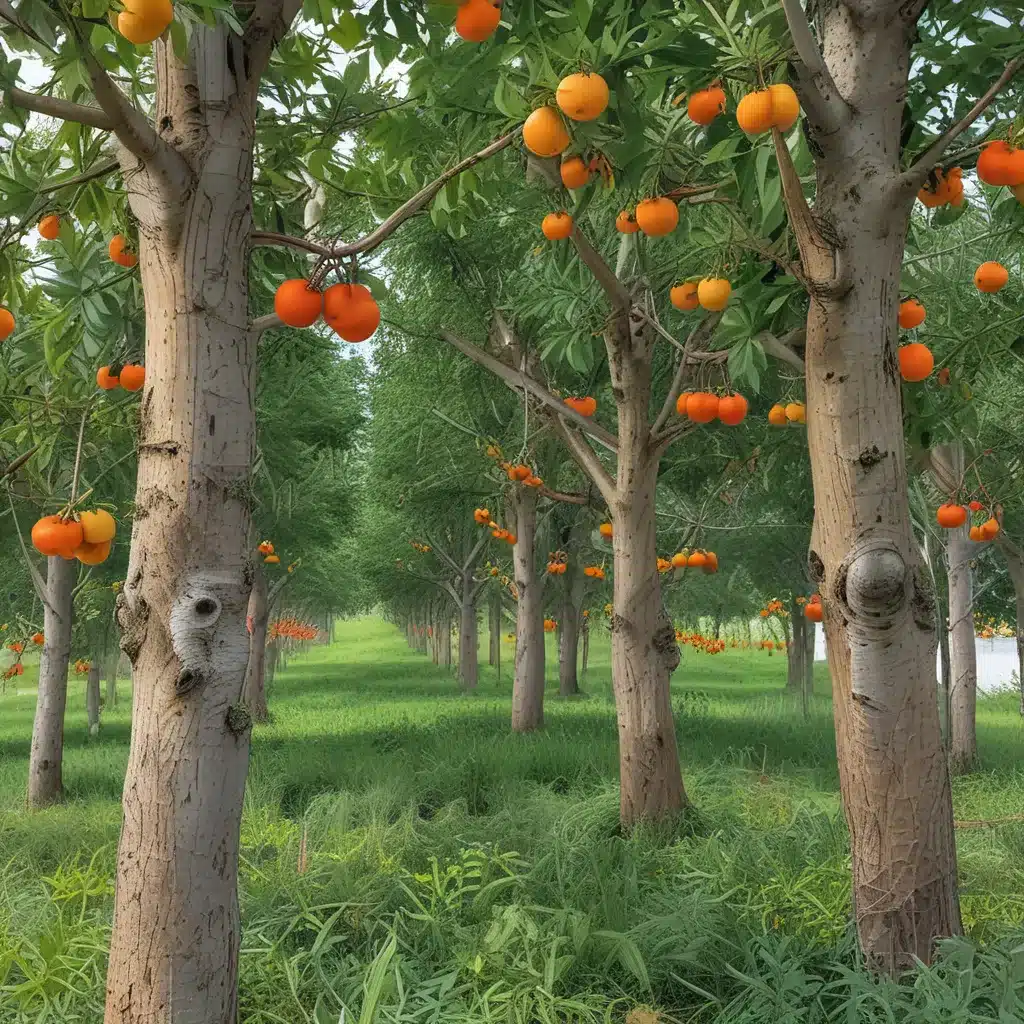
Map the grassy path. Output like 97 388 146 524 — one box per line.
0 617 1022 1020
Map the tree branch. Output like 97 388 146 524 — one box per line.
5 87 114 131
250 313 283 335
548 415 617 509
780 0 846 133
243 0 305 82
901 56 1024 190
538 484 593 506
37 159 119 197
268 573 291 609
651 312 722 437
440 329 619 453
0 446 37 480
252 130 519 260
571 226 632 310
422 532 463 579
756 327 806 371
462 533 489 575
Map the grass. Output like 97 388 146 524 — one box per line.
1 617 1023 1021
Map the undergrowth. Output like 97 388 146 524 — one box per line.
0 618 1022 1021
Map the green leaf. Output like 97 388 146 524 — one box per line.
331 12 364 50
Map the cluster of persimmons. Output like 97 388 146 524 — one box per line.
31 508 117 566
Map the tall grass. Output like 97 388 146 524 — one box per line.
0 619 1022 1021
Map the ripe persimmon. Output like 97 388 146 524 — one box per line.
31 515 84 558
258 540 275 554
264 554 281 564
687 85 726 126
560 156 590 189
635 197 678 236
117 0 172 43
804 601 823 622
898 342 933 382
108 234 138 268
275 279 323 328
96 366 120 390
563 396 597 416
670 282 699 310
541 212 573 240
697 277 730 311
599 522 613 539
736 90 774 134
936 504 967 528
969 525 985 542
119 364 145 391
555 71 609 122
974 261 1008 293
324 283 380 342
968 500 984 512
976 140 1024 187
0 308 14 342
768 84 800 131
768 403 788 426
686 392 720 423
455 0 500 42
686 550 707 568
670 552 688 568
898 298 925 329
702 551 719 573
31 632 44 645
717 393 748 425
524 475 543 487
508 464 532 481
615 209 639 233
75 539 112 565
523 106 570 157
38 215 60 240
80 509 116 544
980 517 1000 540
784 401 806 423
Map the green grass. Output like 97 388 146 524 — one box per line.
1 618 1023 1021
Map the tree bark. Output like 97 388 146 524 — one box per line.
105 648 118 708
488 590 500 667
27 555 76 808
510 487 544 731
244 564 269 723
794 14 961 966
997 540 1024 716
581 614 590 678
86 659 101 737
559 565 583 696
946 526 977 772
787 601 806 692
103 22 276 1020
457 582 479 689
439 608 452 669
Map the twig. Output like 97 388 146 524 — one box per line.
548 415 617 509
250 313 283 335
35 159 119 197
252 130 519 260
651 312 723 437
0 446 37 480
6 486 53 611
570 227 632 310
902 56 1024 189
69 398 95 507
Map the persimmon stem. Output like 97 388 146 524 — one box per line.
69 400 94 509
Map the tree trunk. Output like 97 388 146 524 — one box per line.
439 609 452 669
105 647 118 709
86 659 101 737
510 487 544 731
244 564 269 724
27 555 76 808
581 614 589 678
266 638 280 688
559 567 583 696
489 590 501 667
946 526 977 772
795 14 961 965
457 580 479 690
997 540 1024 716
104 26 267 1019
787 601 806 692
610 454 687 824
803 618 815 714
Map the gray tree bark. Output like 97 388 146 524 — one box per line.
243 563 269 723
946 525 977 772
558 564 583 696
457 581 479 689
510 486 545 731
996 538 1024 716
86 659 101 737
27 555 76 808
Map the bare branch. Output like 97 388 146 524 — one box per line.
250 313 283 335
548 415 617 509
252 130 519 260
5 87 114 131
243 0 305 80
780 0 846 133
0 446 37 480
901 56 1024 190
757 328 806 371
36 159 119 197
440 329 619 453
462 532 489 575
268 573 291 609
538 484 593 506
651 312 723 437
571 226 632 309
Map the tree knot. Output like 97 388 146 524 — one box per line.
843 544 906 617
226 704 252 736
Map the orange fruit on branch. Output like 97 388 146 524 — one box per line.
686 551 707 567
702 551 718 573
635 197 678 236
767 403 788 426
80 509 116 544
686 392 720 423
117 0 173 43
455 0 500 42
898 342 933 382
980 517 1000 540
670 282 699 310
119 364 145 391
96 366 120 390
968 500 984 512
38 215 60 240
976 140 1024 187
686 85 726 126
974 261 1008 293
31 515 84 558
324 283 380 342
108 234 138 268
560 156 591 189
716 393 748 425
541 212 573 240
555 71 609 122
598 522 612 539
804 602 823 622
670 552 687 568
615 209 639 234
784 401 806 423
275 279 323 328
736 90 775 135
767 84 800 131
75 539 112 565
265 554 281 564
936 504 967 529
31 632 44 645
0 308 13 341
563 396 597 416
969 525 985 542
898 298 925 329
697 277 731 311
523 106 570 157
